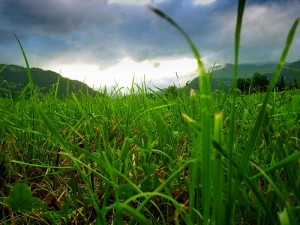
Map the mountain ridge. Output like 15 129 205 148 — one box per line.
0 64 96 98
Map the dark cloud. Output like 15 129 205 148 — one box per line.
0 0 115 34
0 0 299 75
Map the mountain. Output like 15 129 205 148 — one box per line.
0 64 96 98
265 60 300 81
211 62 278 79
186 60 300 92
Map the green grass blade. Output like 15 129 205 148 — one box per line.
250 152 300 180
37 109 69 151
66 78 70 97
55 74 61 99
149 6 205 74
106 203 151 225
241 17 300 174
231 16 300 224
13 33 38 159
226 1 246 223
234 0 246 76
124 192 190 224
212 113 224 225
11 160 72 170
13 34 34 91
0 65 6 73
128 163 188 225
149 6 212 224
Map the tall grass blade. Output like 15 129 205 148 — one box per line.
250 152 300 180
13 33 38 159
150 6 212 224
149 7 205 74
37 109 69 152
240 17 300 177
66 78 70 97
13 34 35 93
212 113 224 225
226 0 246 223
231 16 300 224
55 74 61 99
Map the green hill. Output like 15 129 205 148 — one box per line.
265 60 300 81
211 62 278 79
0 64 96 98
186 60 300 92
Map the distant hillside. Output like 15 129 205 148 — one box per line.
0 64 96 98
211 62 278 79
265 60 300 81
186 60 300 92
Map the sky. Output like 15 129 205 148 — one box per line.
0 0 299 91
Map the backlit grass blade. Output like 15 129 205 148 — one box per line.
14 33 38 159
13 34 35 92
150 6 214 224
149 6 212 224
149 6 205 74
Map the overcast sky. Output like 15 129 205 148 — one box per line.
0 0 299 90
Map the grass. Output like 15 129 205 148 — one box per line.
0 0 300 224
0 78 299 225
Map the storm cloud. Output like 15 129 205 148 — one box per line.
0 0 299 88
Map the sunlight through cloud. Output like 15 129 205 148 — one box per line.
193 0 216 5
52 57 198 91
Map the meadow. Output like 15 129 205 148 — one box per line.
0 1 300 224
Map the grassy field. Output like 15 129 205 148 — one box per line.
0 76 299 225
1 1 300 224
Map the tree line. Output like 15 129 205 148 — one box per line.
237 72 299 94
